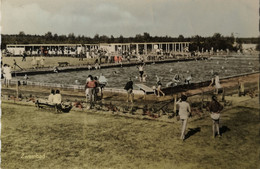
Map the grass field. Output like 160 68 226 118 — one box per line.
1 97 259 169
2 56 100 70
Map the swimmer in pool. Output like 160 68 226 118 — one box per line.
137 63 145 82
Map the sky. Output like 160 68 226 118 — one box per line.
1 0 259 37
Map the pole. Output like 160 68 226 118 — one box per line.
16 81 19 99
173 94 177 114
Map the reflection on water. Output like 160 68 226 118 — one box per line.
15 55 259 89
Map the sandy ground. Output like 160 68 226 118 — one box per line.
1 94 259 169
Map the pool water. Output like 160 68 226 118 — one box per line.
15 55 259 89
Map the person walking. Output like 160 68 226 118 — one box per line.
176 95 191 141
155 75 165 97
22 51 27 61
124 78 134 103
207 95 223 138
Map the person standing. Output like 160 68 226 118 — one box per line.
114 55 118 63
207 95 223 138
85 75 96 109
118 55 122 64
40 57 45 68
176 95 191 141
93 76 99 102
13 59 17 70
209 73 222 94
3 64 12 87
31 57 37 69
137 63 145 82
22 51 27 61
124 78 134 103
98 73 108 100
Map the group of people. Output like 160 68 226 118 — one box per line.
175 94 224 141
31 56 45 69
48 89 62 105
84 74 108 109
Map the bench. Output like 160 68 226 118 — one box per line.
58 62 69 67
35 100 72 113
135 84 154 94
135 84 154 99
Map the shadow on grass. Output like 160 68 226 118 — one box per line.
220 126 230 134
185 127 201 140
103 96 114 100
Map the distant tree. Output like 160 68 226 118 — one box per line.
99 35 109 43
177 34 184 42
118 35 124 43
68 33 75 43
45 31 52 37
190 35 203 51
19 31 25 36
45 31 53 42
110 35 115 43
135 34 143 42
59 35 67 42
93 34 100 43
68 33 75 38
53 33 59 42
143 32 150 42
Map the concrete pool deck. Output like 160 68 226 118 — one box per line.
2 72 259 104
1 73 259 123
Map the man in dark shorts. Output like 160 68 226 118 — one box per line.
22 51 27 61
124 78 134 102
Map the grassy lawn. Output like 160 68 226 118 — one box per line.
2 56 100 70
1 98 259 169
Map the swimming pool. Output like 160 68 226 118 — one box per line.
14 55 259 89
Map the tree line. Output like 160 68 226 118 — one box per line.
1 32 259 51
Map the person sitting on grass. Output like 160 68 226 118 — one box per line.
53 90 62 105
48 89 55 104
